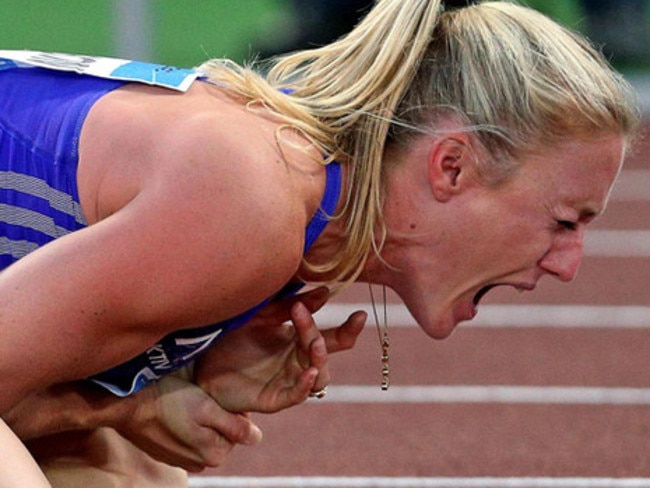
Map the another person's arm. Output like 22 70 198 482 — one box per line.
4 377 260 472
0 419 52 488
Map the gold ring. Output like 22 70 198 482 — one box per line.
309 386 327 399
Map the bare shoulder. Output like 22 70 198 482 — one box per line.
81 81 318 225
77 81 326 325
146 82 323 257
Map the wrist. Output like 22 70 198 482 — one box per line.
4 381 135 440
77 382 140 431
5 385 81 439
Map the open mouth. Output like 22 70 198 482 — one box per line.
473 284 499 308
473 283 534 310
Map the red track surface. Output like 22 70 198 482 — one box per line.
194 125 650 484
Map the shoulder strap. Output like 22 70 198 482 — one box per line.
303 161 342 253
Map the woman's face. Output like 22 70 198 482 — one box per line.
376 133 625 339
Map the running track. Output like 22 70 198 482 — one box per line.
190 114 650 487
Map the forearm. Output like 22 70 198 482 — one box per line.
3 381 135 441
5 374 263 472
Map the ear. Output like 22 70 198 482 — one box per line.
427 134 474 202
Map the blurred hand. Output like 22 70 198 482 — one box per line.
117 375 262 472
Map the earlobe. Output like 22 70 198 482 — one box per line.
427 138 468 202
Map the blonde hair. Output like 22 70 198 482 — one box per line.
199 0 640 286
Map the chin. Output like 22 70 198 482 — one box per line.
395 291 460 340
423 324 457 340
412 310 459 340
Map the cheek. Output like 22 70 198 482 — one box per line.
476 207 542 260
476 179 553 262
502 220 553 266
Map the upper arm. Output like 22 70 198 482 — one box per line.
0 100 305 411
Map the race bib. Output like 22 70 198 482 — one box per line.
0 50 200 92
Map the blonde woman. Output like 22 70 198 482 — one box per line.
0 0 640 485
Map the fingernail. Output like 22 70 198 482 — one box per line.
246 424 263 445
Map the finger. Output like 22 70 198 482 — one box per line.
185 431 237 471
137 423 236 472
281 366 320 410
322 310 367 353
290 301 333 395
290 301 323 355
307 335 330 392
307 335 328 373
200 404 263 446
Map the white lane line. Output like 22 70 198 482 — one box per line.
315 304 650 329
189 477 650 488
314 385 650 405
472 305 650 328
585 230 650 257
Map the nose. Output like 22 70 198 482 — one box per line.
537 231 584 282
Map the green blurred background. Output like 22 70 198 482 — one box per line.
0 0 648 72
0 1 291 67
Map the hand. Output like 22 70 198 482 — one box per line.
116 374 262 472
194 287 366 413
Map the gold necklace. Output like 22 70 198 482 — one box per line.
368 283 390 390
